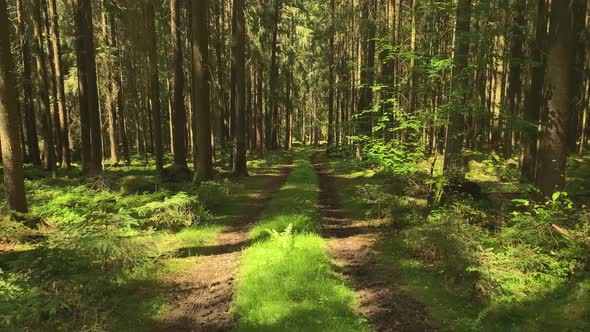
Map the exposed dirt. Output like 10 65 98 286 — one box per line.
153 161 293 332
311 154 437 332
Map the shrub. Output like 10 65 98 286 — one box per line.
134 192 210 231
355 184 395 219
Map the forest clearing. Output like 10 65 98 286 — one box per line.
1 0 590 331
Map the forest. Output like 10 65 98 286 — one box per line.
0 0 589 331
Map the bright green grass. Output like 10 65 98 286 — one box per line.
249 158 320 240
233 154 368 332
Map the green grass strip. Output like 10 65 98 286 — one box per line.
233 156 369 331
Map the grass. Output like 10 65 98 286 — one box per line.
233 153 369 332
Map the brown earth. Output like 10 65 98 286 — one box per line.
153 161 293 332
311 154 437 332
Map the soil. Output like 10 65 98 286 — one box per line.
153 161 293 332
311 154 437 332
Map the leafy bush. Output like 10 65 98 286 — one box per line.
134 192 210 231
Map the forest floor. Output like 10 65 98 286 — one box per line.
2 147 589 331
154 159 293 331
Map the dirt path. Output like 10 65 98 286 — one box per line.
311 154 436 332
154 161 293 332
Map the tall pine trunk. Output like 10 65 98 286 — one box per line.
536 0 576 195
147 0 164 171
0 0 28 212
232 0 247 176
171 0 187 167
192 0 214 181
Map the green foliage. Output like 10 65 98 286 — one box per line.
134 193 210 231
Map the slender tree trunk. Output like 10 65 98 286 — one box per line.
357 0 377 140
170 0 187 167
232 0 247 176
145 0 164 171
16 0 41 165
327 0 335 148
443 0 471 178
536 0 576 196
0 0 28 212
192 0 214 181
74 0 102 175
568 0 588 152
268 0 281 149
48 0 70 167
521 0 547 181
32 0 56 175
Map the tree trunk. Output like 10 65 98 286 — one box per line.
504 0 526 157
232 0 247 176
268 0 281 149
192 0 214 181
568 0 588 152
0 0 28 212
357 0 377 138
145 0 164 171
48 0 70 168
327 0 335 148
443 0 471 178
16 0 41 165
521 0 547 181
32 0 56 175
536 0 576 196
74 0 102 176
171 0 187 167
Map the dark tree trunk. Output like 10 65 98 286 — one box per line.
568 0 588 152
357 0 377 137
521 0 547 182
16 0 41 165
268 0 281 149
192 0 214 181
504 0 526 157
146 0 164 171
443 0 471 178
536 0 576 196
32 0 56 175
48 0 70 168
327 0 335 148
74 0 102 176
171 0 187 167
232 0 247 176
0 0 28 212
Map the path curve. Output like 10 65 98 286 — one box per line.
311 153 436 332
154 161 293 332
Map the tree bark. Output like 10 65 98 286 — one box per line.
16 0 41 165
268 0 281 149
170 0 187 167
521 0 547 181
192 0 214 181
232 0 247 176
32 0 56 175
0 0 28 212
443 0 471 178
145 0 164 171
536 0 576 196
48 0 70 167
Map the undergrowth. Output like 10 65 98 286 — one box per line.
325 152 590 332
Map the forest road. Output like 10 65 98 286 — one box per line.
153 160 293 332
311 152 437 332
